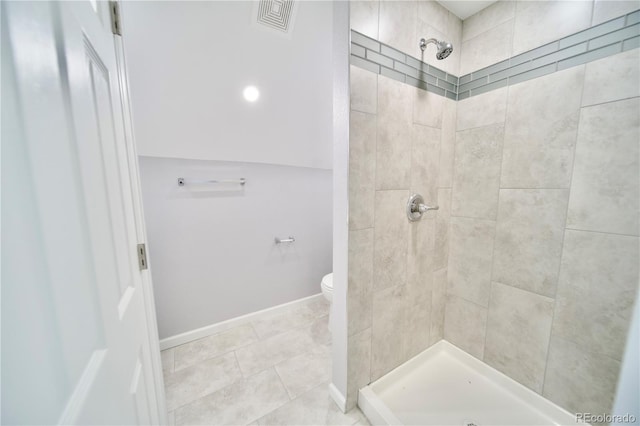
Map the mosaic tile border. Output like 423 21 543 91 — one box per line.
350 9 640 101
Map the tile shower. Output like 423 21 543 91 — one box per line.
346 0 639 419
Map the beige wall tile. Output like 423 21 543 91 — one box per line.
438 99 457 188
411 123 441 208
462 1 516 42
407 217 436 294
484 282 554 393
348 229 374 337
543 336 621 416
512 0 593 55
444 294 487 359
582 49 640 107
350 1 380 39
413 86 445 129
493 189 569 298
349 111 377 230
452 124 504 220
430 268 447 345
349 111 376 229
371 285 406 380
592 0 640 25
567 97 640 236
501 66 584 189
434 188 451 270
347 328 372 410
417 1 449 34
350 66 378 114
379 1 418 55
460 20 514 75
457 87 508 131
447 217 495 307
404 281 432 359
553 230 639 360
374 190 410 291
376 75 412 190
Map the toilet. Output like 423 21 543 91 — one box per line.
321 273 333 331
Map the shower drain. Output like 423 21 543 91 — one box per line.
463 421 478 426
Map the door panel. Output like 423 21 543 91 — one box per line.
1 1 164 424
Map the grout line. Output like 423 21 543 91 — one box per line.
564 227 640 238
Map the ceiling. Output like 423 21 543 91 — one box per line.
437 0 497 20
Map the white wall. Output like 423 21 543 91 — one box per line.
122 1 333 170
139 157 332 339
123 1 335 339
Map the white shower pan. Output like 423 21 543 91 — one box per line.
358 341 579 426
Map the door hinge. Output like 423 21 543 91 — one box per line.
137 243 148 271
109 1 122 36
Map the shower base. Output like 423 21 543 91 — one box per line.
358 341 578 426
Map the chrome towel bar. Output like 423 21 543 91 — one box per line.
275 237 295 244
177 177 246 186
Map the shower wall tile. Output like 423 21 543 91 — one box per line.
417 1 449 35
411 124 441 209
413 86 445 128
376 75 413 190
350 1 379 39
349 111 376 230
543 336 621 417
460 20 514 76
434 188 451 271
350 66 378 114
456 87 507 131
371 285 406 380
462 1 516 42
438 99 457 188
484 282 554 393
447 217 495 307
567 97 640 236
492 189 569 298
404 274 433 359
592 0 640 25
512 1 593 56
379 1 418 57
444 295 487 359
553 230 639 360
582 49 640 107
348 229 374 337
407 217 436 299
451 124 504 220
373 190 410 292
430 268 447 345
346 328 372 410
500 66 584 189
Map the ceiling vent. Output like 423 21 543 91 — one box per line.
253 0 298 37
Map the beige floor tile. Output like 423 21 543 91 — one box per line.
161 348 174 375
275 344 331 399
164 352 242 412
173 323 258 371
257 383 367 426
235 325 322 377
175 369 290 426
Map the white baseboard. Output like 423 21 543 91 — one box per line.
328 382 347 413
159 293 324 350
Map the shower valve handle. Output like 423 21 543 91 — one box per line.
406 194 439 222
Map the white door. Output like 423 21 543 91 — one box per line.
1 1 166 424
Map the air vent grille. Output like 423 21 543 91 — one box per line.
256 0 296 33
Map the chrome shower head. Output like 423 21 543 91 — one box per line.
419 37 454 60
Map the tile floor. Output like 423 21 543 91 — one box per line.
160 298 370 426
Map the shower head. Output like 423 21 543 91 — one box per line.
419 37 454 60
